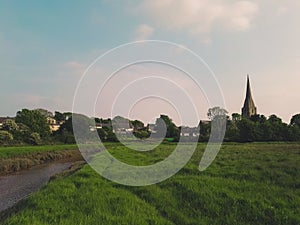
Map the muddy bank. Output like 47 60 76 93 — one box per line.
0 160 86 216
0 149 83 175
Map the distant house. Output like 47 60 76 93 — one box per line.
95 123 102 129
113 127 134 135
100 119 112 129
0 118 5 129
47 117 61 132
112 116 134 135
180 126 200 137
89 123 103 132
148 124 157 134
199 120 210 125
0 117 15 129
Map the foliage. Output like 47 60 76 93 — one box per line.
52 117 75 144
54 111 65 123
57 116 73 133
0 131 13 144
231 113 242 122
199 121 210 141
53 113 95 143
133 130 150 139
154 115 180 141
34 108 53 118
96 127 118 142
71 114 95 142
224 120 239 141
207 106 228 120
12 123 31 143
1 108 300 145
236 118 257 142
29 132 42 145
15 109 50 138
222 113 300 142
97 128 107 141
131 120 144 130
290 114 300 127
106 129 118 142
2 119 18 132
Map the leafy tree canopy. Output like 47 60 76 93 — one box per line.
290 114 300 127
15 109 50 138
207 107 228 120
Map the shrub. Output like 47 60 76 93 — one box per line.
29 132 42 145
0 130 13 145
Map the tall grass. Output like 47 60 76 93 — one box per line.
0 144 78 159
2 143 300 225
0 144 80 174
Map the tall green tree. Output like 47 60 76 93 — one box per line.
225 121 240 141
34 108 53 117
154 115 180 140
237 118 257 142
290 114 300 127
267 115 289 141
15 109 50 138
131 120 145 130
232 113 242 122
208 107 228 142
54 111 66 123
207 107 228 120
199 121 210 141
53 115 74 143
289 114 300 141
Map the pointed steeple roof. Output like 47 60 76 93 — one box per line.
242 75 257 117
245 75 253 104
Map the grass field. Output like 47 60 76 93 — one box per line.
2 142 300 225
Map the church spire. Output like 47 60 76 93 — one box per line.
245 75 252 100
242 75 257 118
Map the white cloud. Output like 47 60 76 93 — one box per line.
65 61 86 70
135 0 258 38
227 1 259 31
60 61 87 78
134 24 154 40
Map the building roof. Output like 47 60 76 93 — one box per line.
0 117 15 123
242 75 257 117
243 76 255 107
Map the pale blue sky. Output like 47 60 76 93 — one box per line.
1 0 299 125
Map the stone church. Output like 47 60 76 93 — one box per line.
242 76 257 118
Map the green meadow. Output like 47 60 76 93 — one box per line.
2 142 300 225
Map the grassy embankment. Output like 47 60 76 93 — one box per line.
0 144 81 175
1 142 300 225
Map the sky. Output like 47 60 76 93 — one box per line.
0 0 300 126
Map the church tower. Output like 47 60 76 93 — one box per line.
242 75 257 118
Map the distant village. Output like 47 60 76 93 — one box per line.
0 76 254 140
0 110 203 139
1 77 300 145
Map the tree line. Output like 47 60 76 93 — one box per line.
198 107 300 142
0 107 300 146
